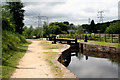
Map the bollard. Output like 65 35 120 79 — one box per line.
53 36 56 44
84 35 87 42
75 38 77 43
81 43 83 53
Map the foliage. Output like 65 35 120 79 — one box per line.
43 22 50 37
2 42 30 78
68 23 76 30
105 21 120 34
90 20 96 33
82 20 119 33
2 30 27 66
23 25 35 39
34 27 43 38
7 2 25 34
2 17 15 31
23 25 43 39
2 5 15 32
69 31 75 34
76 25 84 34
49 25 61 35
49 22 68 34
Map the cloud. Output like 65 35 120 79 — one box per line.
22 0 120 27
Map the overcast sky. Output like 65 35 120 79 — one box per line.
21 0 120 27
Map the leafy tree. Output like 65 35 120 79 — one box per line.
2 4 15 31
49 25 61 35
24 25 35 39
63 21 69 25
76 25 84 34
105 21 120 34
7 1 25 34
68 23 75 30
34 27 43 38
49 22 68 34
2 17 15 31
82 24 90 32
43 22 50 37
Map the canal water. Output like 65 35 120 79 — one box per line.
58 47 119 78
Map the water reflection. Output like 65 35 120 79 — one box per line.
58 47 120 78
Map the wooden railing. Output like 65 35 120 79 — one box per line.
58 34 120 43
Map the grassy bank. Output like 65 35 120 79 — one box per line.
2 42 31 78
44 52 63 78
2 31 31 78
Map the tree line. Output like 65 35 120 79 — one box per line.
82 20 120 34
23 19 120 39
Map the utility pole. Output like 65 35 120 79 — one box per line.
38 14 42 27
97 11 104 23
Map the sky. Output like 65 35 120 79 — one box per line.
13 0 120 27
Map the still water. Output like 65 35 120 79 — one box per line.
58 48 119 78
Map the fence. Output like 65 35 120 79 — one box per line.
59 34 120 43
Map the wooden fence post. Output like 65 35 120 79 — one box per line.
118 34 120 43
80 34 81 39
94 34 95 40
111 34 113 43
104 34 106 42
99 33 101 41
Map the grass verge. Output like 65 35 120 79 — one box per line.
44 52 63 78
78 40 120 47
40 40 64 49
2 41 31 78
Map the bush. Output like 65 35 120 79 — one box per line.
2 30 27 65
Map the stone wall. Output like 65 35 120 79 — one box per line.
79 42 120 54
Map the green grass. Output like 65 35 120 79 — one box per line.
59 38 119 47
2 41 31 78
44 52 63 78
40 40 64 49
78 40 119 47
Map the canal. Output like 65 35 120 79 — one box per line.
58 47 119 78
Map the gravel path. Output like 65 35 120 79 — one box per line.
11 40 54 78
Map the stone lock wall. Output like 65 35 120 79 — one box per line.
79 42 120 54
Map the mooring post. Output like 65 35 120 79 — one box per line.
75 38 77 43
53 36 56 44
81 43 83 53
84 35 87 42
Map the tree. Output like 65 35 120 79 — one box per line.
43 22 50 37
49 22 68 34
2 4 15 31
49 25 61 35
34 27 43 38
24 25 35 39
76 26 84 34
7 1 25 34
63 21 69 25
105 21 120 34
68 23 75 30
90 20 96 33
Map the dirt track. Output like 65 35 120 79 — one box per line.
11 40 55 78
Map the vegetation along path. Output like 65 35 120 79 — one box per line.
11 39 65 78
